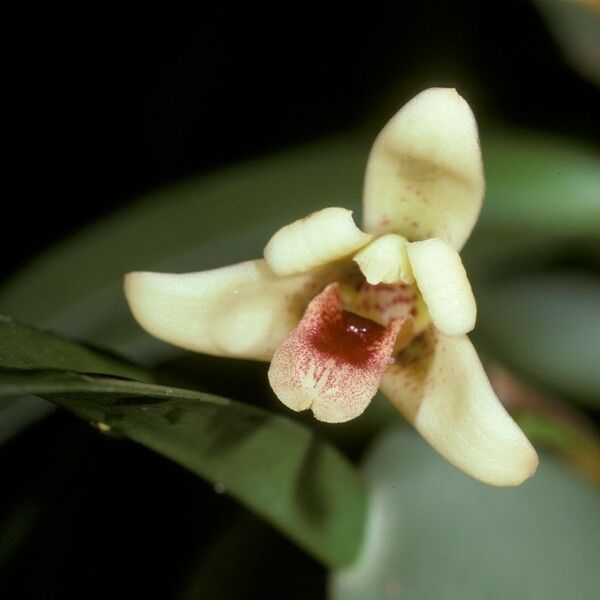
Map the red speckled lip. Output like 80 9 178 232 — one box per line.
352 281 418 324
310 303 388 367
268 282 405 423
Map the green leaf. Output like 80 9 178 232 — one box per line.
0 136 368 361
1 128 597 443
4 371 366 568
0 321 367 568
480 133 600 236
0 315 155 443
2 131 598 363
476 273 600 407
0 396 55 445
330 428 600 600
0 316 152 381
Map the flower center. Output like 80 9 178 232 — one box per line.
337 266 430 353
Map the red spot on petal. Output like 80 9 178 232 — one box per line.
268 283 405 423
352 282 417 324
311 310 388 367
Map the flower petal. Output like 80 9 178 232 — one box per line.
268 283 404 423
352 233 414 285
363 88 485 250
124 259 342 361
264 207 373 276
380 329 539 486
407 237 476 336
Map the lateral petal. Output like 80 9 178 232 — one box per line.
264 207 373 276
268 283 404 423
124 259 342 361
380 330 539 486
407 237 476 336
363 88 485 250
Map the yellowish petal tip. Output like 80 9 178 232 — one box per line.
363 87 484 250
505 445 539 487
264 207 372 276
381 333 540 487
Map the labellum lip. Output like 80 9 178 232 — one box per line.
268 282 405 423
310 310 389 367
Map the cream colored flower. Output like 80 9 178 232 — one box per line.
124 88 538 486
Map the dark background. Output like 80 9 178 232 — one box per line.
5 1 598 279
3 2 599 598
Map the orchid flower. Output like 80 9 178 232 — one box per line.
124 88 538 486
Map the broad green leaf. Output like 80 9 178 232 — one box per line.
480 133 600 236
476 273 600 407
0 320 367 567
331 428 600 600
0 317 152 381
0 370 366 568
0 315 154 443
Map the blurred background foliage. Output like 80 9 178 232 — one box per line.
3 1 600 598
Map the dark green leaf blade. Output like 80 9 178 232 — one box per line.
0 315 367 568
0 316 152 382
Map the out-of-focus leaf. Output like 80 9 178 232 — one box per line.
534 0 600 87
518 413 600 485
476 273 600 407
330 428 600 600
480 133 600 236
0 137 368 362
2 131 598 362
0 321 367 568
